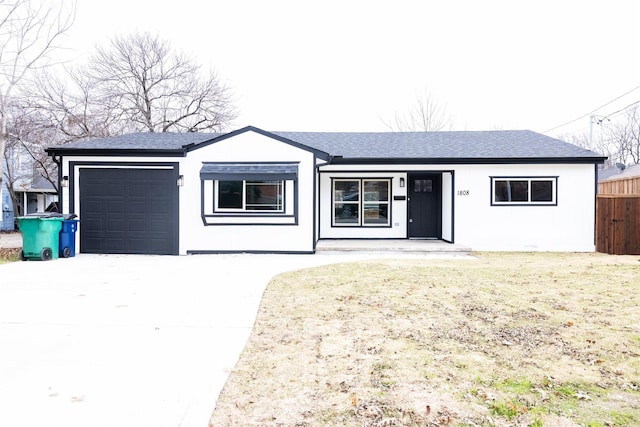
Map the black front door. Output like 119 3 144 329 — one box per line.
408 173 442 238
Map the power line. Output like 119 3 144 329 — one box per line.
543 85 640 133
602 99 640 120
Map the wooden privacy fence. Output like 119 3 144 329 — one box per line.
598 176 640 194
596 195 640 255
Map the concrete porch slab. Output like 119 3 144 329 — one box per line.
315 239 472 254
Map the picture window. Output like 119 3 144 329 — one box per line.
216 180 284 212
332 179 390 226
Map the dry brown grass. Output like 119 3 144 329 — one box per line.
0 247 20 263
210 253 640 427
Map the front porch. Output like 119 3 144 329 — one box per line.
315 239 472 254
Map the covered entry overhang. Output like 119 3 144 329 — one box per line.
317 164 455 243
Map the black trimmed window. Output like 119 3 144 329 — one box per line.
216 180 284 212
332 178 390 226
200 163 298 221
491 177 557 205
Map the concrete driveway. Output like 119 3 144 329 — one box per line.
0 250 465 427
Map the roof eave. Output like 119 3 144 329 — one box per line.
46 148 187 157
328 156 608 165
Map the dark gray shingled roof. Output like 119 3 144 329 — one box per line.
271 130 603 160
53 132 220 150
47 127 605 162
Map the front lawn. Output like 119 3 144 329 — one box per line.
210 252 640 426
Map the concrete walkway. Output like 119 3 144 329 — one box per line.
0 250 474 427
0 231 22 249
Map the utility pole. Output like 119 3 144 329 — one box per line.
589 115 610 147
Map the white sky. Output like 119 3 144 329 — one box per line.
66 0 640 138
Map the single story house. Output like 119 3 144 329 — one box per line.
46 126 606 255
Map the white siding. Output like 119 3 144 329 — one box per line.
181 131 316 253
453 163 596 251
318 163 597 252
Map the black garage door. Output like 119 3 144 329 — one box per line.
79 167 178 255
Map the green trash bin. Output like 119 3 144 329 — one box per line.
17 215 64 261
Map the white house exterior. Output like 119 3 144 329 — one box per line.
46 126 606 255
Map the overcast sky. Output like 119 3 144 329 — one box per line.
67 0 640 138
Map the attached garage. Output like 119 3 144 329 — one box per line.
76 165 179 255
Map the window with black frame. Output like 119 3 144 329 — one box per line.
491 177 557 205
217 180 284 212
333 178 390 226
199 163 297 222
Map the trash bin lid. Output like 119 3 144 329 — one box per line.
25 213 63 218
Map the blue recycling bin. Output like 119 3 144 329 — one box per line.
59 219 79 258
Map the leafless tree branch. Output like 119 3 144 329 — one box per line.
0 0 75 189
382 89 454 132
87 32 237 133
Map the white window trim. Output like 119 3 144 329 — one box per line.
491 176 558 206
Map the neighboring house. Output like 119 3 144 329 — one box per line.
598 163 627 182
1 182 13 231
1 145 58 231
45 126 606 254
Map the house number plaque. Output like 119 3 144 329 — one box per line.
456 190 470 196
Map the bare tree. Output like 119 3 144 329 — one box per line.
26 68 127 142
567 105 640 168
607 105 640 165
556 130 619 168
559 131 590 150
20 31 237 195
383 89 453 131
87 32 237 133
0 0 75 188
3 99 61 215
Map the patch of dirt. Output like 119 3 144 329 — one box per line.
0 247 20 259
